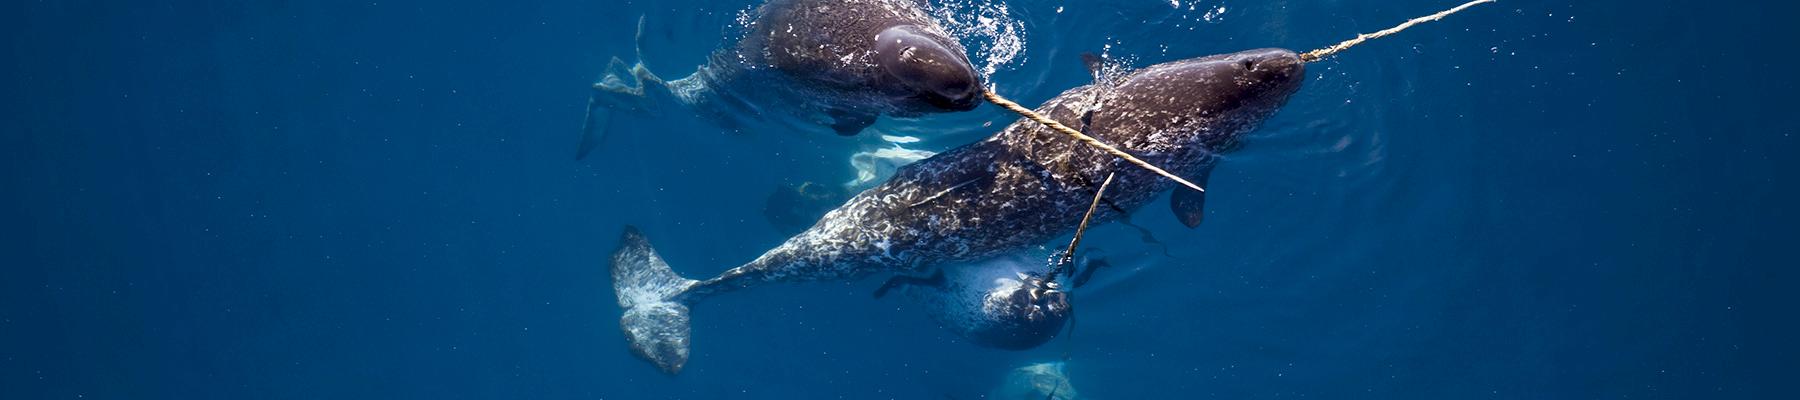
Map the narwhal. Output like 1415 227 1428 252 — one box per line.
842 0 1499 354
578 0 984 159
607 0 1495 374
611 48 1305 373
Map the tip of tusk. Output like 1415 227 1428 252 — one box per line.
1175 178 1206 193
1298 0 1496 63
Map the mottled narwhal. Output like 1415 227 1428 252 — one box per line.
578 0 984 159
610 48 1306 373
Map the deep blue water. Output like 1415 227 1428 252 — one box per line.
5 0 1798 398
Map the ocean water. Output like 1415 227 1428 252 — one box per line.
4 0 1797 398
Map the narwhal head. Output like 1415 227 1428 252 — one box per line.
1089 48 1305 156
873 25 983 112
966 271 1072 350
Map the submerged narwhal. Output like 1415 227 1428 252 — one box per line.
871 253 1075 350
609 48 1306 373
578 0 984 159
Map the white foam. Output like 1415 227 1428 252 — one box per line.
928 0 1028 78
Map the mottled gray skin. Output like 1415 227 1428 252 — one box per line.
688 49 1304 298
612 48 1305 373
666 0 980 132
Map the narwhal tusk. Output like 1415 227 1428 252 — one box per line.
1299 0 1497 63
1046 172 1116 284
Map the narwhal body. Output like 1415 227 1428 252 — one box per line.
579 0 984 158
611 48 1306 373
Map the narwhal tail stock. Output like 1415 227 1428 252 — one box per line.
611 226 701 374
576 15 653 160
579 55 667 160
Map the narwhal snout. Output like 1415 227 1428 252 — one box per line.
935 76 981 111
875 25 983 111
909 46 982 111
1237 48 1306 89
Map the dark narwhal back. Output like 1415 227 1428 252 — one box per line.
1090 48 1305 157
738 0 979 114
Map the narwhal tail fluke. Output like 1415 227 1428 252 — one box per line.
611 226 700 374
